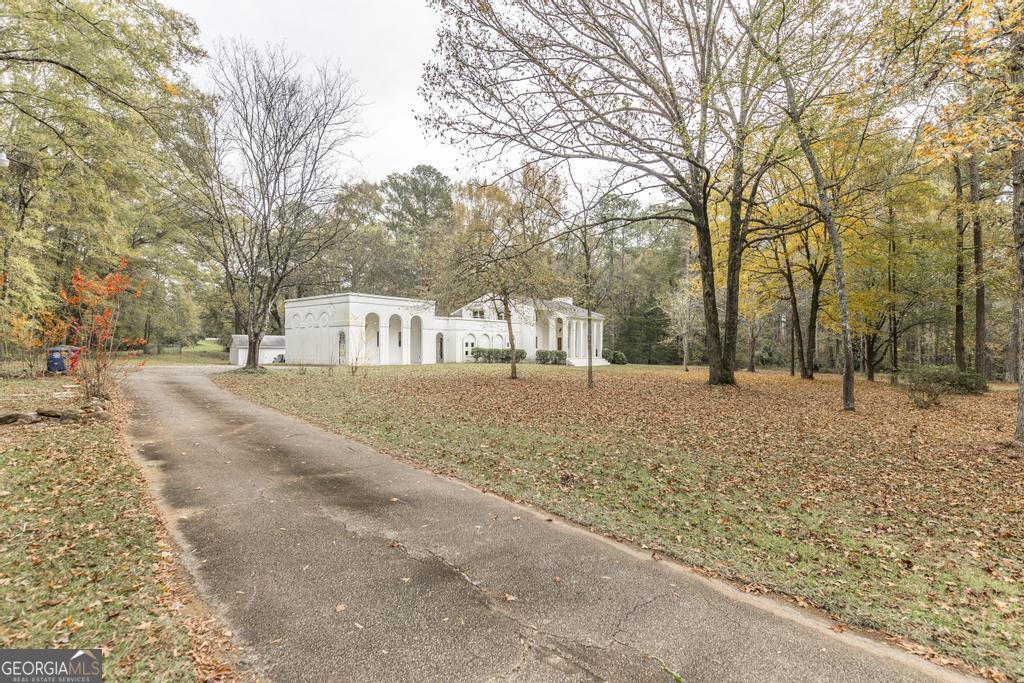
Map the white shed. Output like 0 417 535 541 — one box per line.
229 335 286 366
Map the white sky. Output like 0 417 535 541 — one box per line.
166 0 465 183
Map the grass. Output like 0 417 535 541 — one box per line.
216 362 1024 680
0 376 200 680
135 339 229 366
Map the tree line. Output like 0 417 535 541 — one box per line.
2 0 1023 435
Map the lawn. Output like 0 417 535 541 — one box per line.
0 376 231 680
135 339 229 366
216 363 1024 679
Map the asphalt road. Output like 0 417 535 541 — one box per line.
125 366 972 682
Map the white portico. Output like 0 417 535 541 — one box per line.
282 292 607 366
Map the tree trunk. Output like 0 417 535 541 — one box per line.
502 295 518 380
954 158 966 371
782 260 809 378
866 334 877 381
1007 298 1020 383
746 321 756 372
803 271 824 380
722 149 746 385
245 329 263 370
0 236 9 303
586 309 593 389
789 316 796 376
968 152 987 376
794 127 855 409
1009 26 1024 442
681 222 692 372
888 225 898 384
690 206 734 385
583 247 594 389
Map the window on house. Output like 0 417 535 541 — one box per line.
398 331 402 347
497 311 505 320
472 309 484 319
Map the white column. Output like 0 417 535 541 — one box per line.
577 320 583 358
401 323 412 365
379 320 389 365
425 330 436 364
596 322 603 357
548 317 555 350
568 319 574 357
348 324 361 365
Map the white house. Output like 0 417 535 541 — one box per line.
282 292 607 366
229 334 286 366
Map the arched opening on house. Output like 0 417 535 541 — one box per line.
387 314 402 365
493 334 504 348
410 316 423 364
436 333 445 363
338 330 347 365
555 318 564 351
480 333 491 348
463 333 476 360
364 313 381 364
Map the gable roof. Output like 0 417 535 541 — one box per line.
230 335 286 349
453 295 604 320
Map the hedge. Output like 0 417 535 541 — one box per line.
536 349 567 365
902 365 987 408
470 347 527 363
602 349 628 364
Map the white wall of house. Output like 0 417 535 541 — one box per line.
282 292 606 366
229 335 286 366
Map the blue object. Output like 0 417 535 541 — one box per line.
45 345 78 373
46 348 66 373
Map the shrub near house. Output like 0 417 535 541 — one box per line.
535 349 567 364
471 347 527 363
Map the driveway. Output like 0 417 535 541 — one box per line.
125 366 970 682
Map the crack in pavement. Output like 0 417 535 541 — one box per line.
127 367 975 683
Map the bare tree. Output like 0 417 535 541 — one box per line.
173 41 361 368
557 171 621 389
421 0 783 386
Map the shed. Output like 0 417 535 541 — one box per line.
229 335 286 366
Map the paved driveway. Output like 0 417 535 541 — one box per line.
125 366 970 682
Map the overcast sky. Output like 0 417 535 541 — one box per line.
166 0 464 183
